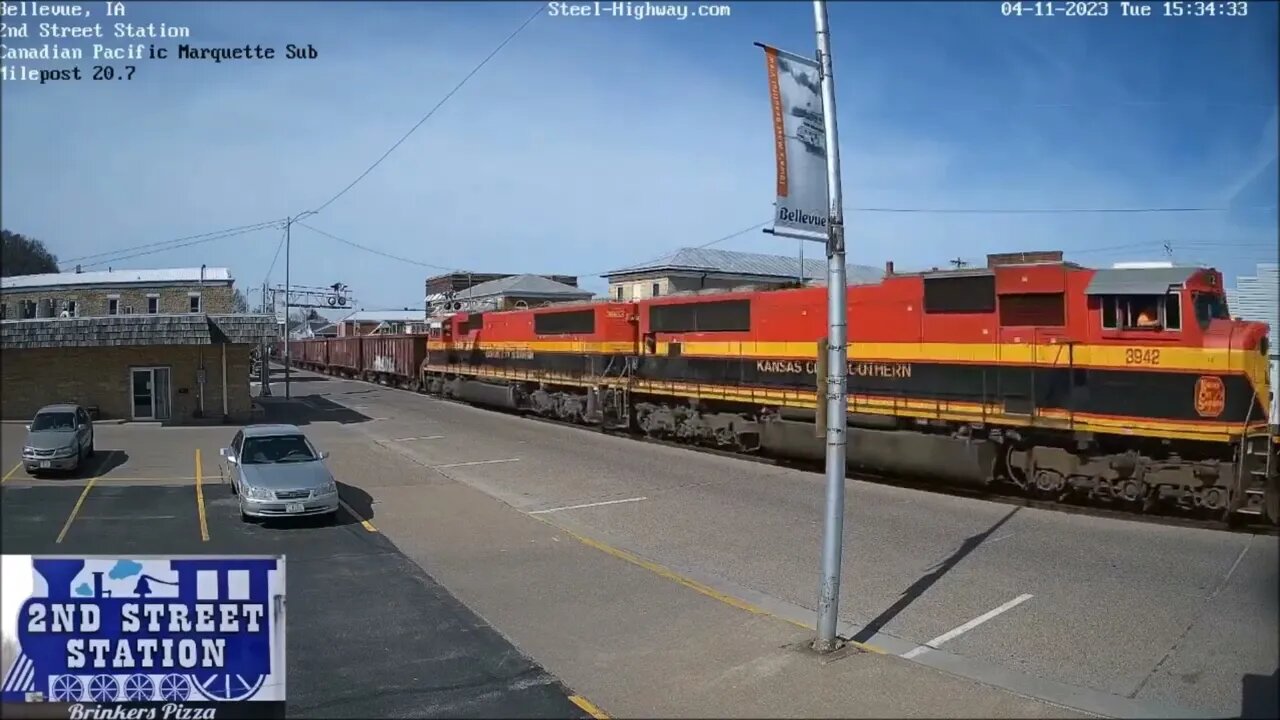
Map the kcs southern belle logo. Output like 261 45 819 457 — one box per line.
1 555 286 718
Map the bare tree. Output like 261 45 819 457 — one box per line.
1 635 18 685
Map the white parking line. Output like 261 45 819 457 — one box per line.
902 593 1034 660
391 436 444 442
432 458 521 469
529 497 648 515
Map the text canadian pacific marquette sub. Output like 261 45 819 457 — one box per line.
1 42 317 61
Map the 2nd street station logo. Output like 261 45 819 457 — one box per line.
2 556 285 715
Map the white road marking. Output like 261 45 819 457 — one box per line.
390 436 444 442
986 533 1014 545
528 497 648 515
432 458 521 469
902 593 1034 660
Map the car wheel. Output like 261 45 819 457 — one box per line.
87 439 95 458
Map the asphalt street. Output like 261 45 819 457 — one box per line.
257 367 1280 719
0 422 598 719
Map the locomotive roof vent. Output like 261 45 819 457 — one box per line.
987 250 1064 267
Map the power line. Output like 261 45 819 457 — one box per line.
263 225 289 286
59 219 284 268
580 220 772 278
296 222 458 271
307 3 547 215
75 224 278 270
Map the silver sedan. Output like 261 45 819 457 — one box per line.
219 424 340 523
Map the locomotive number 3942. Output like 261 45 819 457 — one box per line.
1124 348 1161 366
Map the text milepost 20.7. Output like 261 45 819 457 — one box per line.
1 43 321 84
1000 1 1249 16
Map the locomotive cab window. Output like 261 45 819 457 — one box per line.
1193 293 1230 329
1100 293 1181 331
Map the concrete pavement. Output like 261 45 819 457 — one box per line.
259 366 1279 719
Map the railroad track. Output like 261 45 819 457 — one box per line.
271 365 1278 536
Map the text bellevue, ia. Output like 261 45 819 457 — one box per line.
26 600 267 670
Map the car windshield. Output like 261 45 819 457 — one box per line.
241 435 317 464
30 412 76 432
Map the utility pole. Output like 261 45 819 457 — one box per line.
260 281 271 397
813 0 849 654
284 216 292 399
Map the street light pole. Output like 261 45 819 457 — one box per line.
813 0 849 653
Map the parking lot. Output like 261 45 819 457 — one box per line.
0 419 598 719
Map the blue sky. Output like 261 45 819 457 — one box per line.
2 0 1276 311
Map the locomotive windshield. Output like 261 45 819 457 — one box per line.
1193 293 1230 328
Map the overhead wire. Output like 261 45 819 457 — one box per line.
59 219 284 268
307 2 547 215
74 223 280 270
296 222 459 272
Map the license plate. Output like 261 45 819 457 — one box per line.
285 503 305 513
39 461 50 469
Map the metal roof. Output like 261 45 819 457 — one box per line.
1084 267 1200 296
462 274 593 299
2 267 233 291
603 247 883 284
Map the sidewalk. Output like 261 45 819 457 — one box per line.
338 437 1087 719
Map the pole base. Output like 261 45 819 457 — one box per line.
810 637 847 655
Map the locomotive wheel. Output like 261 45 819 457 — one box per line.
1268 483 1280 526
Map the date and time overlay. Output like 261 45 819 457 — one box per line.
0 1 1256 86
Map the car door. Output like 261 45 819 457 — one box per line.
224 431 244 489
76 409 90 452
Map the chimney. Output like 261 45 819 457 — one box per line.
200 264 206 284
75 264 82 273
885 261 894 276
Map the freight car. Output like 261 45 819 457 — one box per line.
416 257 1279 526
360 334 426 390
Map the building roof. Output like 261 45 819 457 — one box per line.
2 267 233 291
1 313 276 349
603 247 883 284
1084 267 1200 296
339 311 425 323
462 274 593 300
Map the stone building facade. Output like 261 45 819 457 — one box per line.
0 267 236 320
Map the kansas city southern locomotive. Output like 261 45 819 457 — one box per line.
283 256 1279 526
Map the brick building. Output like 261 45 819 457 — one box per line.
1 267 273 424
0 266 236 320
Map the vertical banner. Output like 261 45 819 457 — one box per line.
2 554 286 719
762 44 829 238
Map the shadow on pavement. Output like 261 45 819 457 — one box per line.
338 481 375 523
1240 668 1279 719
851 506 1020 644
27 450 129 480
255 396 372 426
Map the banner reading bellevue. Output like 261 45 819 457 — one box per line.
762 45 828 238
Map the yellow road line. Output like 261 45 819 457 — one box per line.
1 461 22 484
195 449 209 542
568 694 610 719
538 516 885 655
339 499 377 532
56 478 97 544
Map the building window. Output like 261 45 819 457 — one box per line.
60 300 78 318
21 300 36 319
615 287 624 300
188 293 202 313
652 283 660 297
0 303 6 319
107 297 119 315
147 294 159 314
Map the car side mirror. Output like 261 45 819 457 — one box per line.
24 424 31 431
319 451 330 460
221 448 238 464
